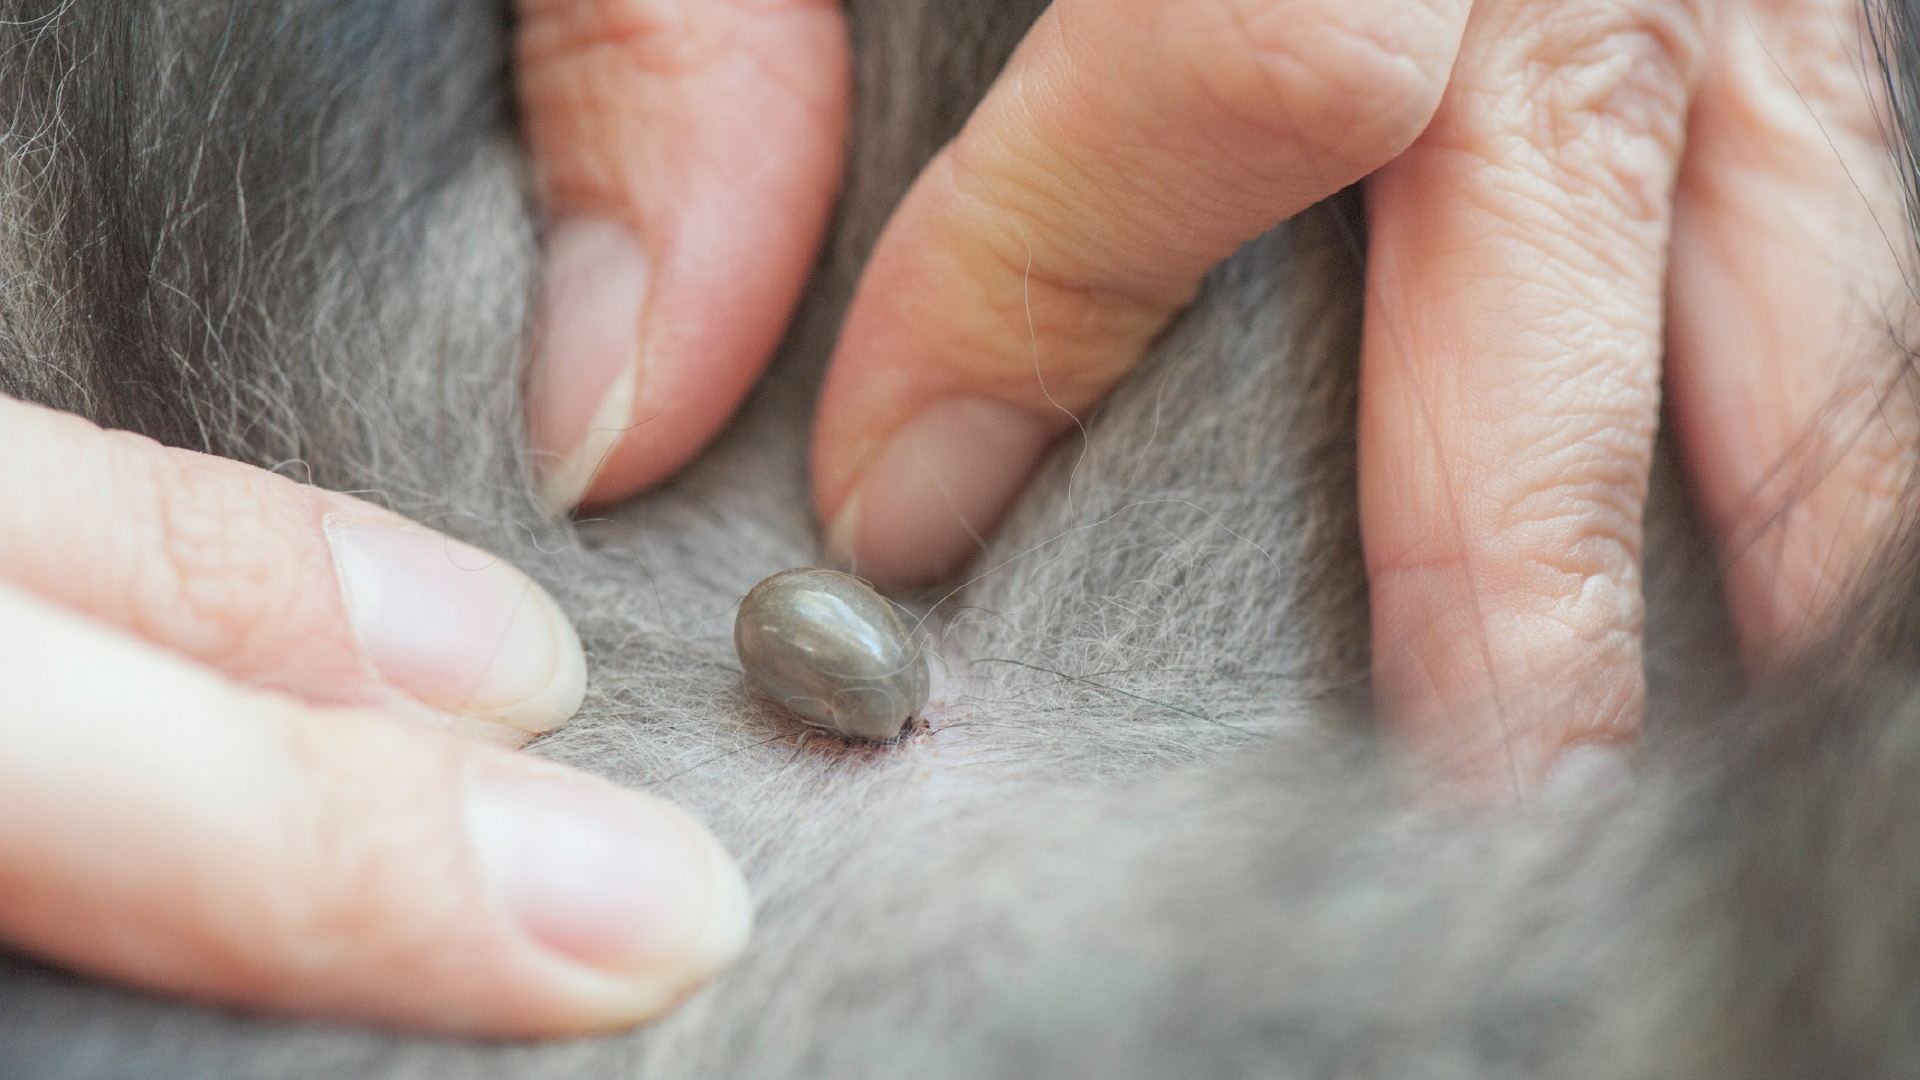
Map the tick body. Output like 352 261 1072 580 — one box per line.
734 569 930 741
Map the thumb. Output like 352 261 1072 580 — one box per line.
811 0 1465 586
515 0 849 512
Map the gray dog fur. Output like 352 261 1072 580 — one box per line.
0 0 1914 1076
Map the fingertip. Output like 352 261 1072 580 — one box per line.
461 765 752 1027
516 0 850 514
527 218 649 515
824 398 1056 588
524 211 808 512
324 520 587 737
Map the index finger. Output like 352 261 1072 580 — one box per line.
0 396 585 742
812 0 1470 586
516 0 848 511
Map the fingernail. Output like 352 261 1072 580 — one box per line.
826 398 1054 586
464 771 751 987
1542 743 1634 801
327 523 588 733
527 218 649 515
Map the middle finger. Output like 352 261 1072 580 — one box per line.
1359 0 1711 797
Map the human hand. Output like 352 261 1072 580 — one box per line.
797 0 1908 798
514 0 848 510
0 396 748 1035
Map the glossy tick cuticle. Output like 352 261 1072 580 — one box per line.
733 569 930 741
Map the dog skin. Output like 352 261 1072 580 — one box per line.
1 0 1918 1075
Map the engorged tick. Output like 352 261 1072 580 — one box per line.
733 568 930 741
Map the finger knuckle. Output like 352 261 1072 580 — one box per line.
1467 1 1706 223
119 437 290 670
1204 0 1460 170
1487 420 1653 637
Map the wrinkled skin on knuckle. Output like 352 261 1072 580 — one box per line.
115 438 330 681
1493 578 1645 745
1207 0 1462 173
1446 0 1705 227
515 0 844 215
513 0 705 206
1422 519 1647 763
1493 602 1642 752
1480 406 1651 665
1373 508 1646 770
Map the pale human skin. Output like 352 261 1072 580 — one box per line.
0 0 1902 1042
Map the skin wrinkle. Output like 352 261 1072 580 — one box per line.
940 155 1197 331
86 426 338 690
517 0 809 73
148 456 286 674
1743 0 1887 148
846 187 1164 415
1409 144 1669 289
1360 251 1521 786
1189 0 1456 181
1437 9 1698 255
520 35 839 205
947 62 1220 302
952 146 1187 301
1358 0 1687 790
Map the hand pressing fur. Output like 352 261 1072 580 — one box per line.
825 0 1908 799
0 396 748 1035
519 0 1911 799
1 0 1900 1043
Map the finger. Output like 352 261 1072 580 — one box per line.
1359 0 1708 797
516 0 849 512
813 0 1469 586
1666 0 1911 665
0 581 748 1035
0 396 585 742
